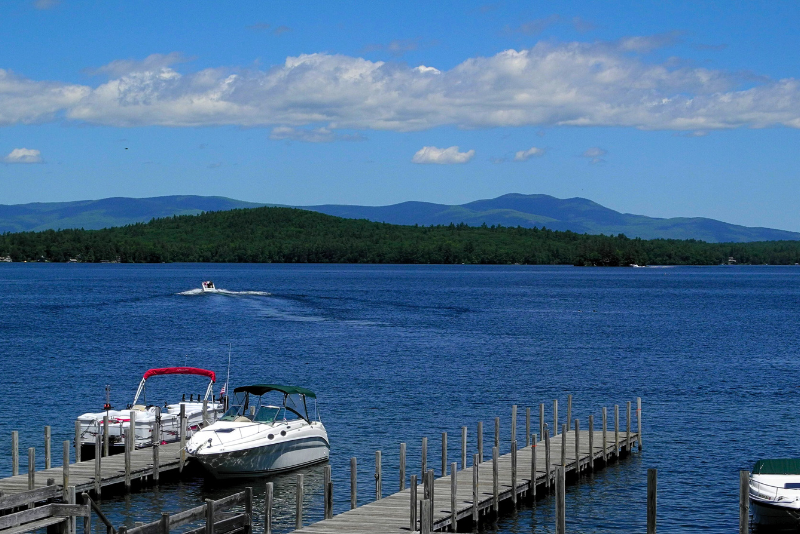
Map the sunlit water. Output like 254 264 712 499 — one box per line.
2 264 799 533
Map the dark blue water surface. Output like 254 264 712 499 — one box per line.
2 264 800 533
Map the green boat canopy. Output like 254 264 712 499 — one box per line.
233 384 316 398
753 459 800 475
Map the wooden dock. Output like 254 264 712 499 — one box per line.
0 442 183 500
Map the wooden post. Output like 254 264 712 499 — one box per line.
566 395 572 432
410 474 417 532
28 447 35 490
264 482 273 534
555 466 565 534
427 469 435 529
420 499 431 534
553 399 558 436
153 407 161 483
160 513 169 534
350 457 357 509
740 470 749 534
477 422 483 463
574 419 580 473
545 428 551 489
511 440 517 505
637 397 643 451
94 435 101 496
560 424 566 470
472 454 479 523
400 442 406 491
66 486 76 534
461 427 467 470
62 441 70 496
492 446 499 513
588 415 594 471
179 404 186 473
421 437 427 481
423 470 434 532
614 405 620 459
511 405 517 445
74 421 81 463
375 450 382 500
602 407 608 463
102 416 109 457
539 403 545 442
323 465 332 519
525 408 531 447
450 462 457 531
124 427 132 491
626 401 632 453
204 498 214 534
494 417 500 449
531 434 537 499
441 432 447 477
295 474 304 529
45 426 52 469
648 468 657 534
12 431 19 476
82 493 91 534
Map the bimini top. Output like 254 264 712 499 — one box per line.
234 384 316 398
143 367 216 382
753 459 800 475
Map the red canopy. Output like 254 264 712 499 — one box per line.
143 367 216 382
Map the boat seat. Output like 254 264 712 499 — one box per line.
234 416 251 423
131 405 146 411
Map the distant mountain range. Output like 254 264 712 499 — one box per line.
1 193 798 243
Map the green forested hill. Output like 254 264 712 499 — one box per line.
2 206 800 265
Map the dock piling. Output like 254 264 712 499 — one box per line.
82 493 91 534
560 424 567 470
421 437 427 481
511 440 517 505
205 498 214 534
555 466 565 534
637 397 643 451
472 454 479 523
295 474 304 530
420 499 431 534
441 433 447 477
375 450 382 500
492 446 499 513
626 401 632 453
450 462 457 531
477 422 483 463
574 419 580 473
350 457 357 509
323 465 332 519
539 404 544 442
602 407 608 463
511 405 517 445
566 395 572 432
27 447 35 491
525 408 531 447
614 405 620 459
461 427 467 470
62 441 70 497
74 421 81 463
11 431 18 476
427 469 435 529
124 427 132 491
545 427 551 489
66 485 76 534
179 404 186 473
102 416 108 458
530 434 537 499
399 443 406 491
740 470 749 534
588 415 594 471
94 435 101 496
45 426 51 469
130 411 136 451
153 407 161 483
409 474 417 532
494 417 500 449
648 468 657 534
264 481 273 534
553 400 558 436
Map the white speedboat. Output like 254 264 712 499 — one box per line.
201 281 217 292
750 459 800 526
76 367 224 453
186 384 329 478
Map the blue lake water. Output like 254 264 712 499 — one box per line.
2 263 800 533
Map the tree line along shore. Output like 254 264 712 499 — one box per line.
2 207 800 266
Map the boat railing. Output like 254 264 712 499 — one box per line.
750 476 800 502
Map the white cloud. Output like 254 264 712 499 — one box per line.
4 148 42 163
412 146 475 164
270 126 365 142
1 38 800 133
582 147 607 164
514 146 545 161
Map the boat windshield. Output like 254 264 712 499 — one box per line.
220 406 242 421
254 406 281 423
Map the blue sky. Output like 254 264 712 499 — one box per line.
2 1 800 230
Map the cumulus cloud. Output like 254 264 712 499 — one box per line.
270 126 365 143
4 148 42 163
88 52 191 77
1 38 800 133
582 147 607 164
514 146 545 161
412 146 475 164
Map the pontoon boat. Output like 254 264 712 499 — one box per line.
186 384 329 478
750 459 800 526
76 367 224 454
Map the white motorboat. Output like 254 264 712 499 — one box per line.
76 367 224 453
201 281 217 292
749 459 800 526
186 384 329 478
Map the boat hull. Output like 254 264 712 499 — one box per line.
751 498 800 526
194 436 330 478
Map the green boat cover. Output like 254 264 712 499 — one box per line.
233 384 316 398
752 459 800 475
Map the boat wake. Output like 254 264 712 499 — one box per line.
177 289 272 296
